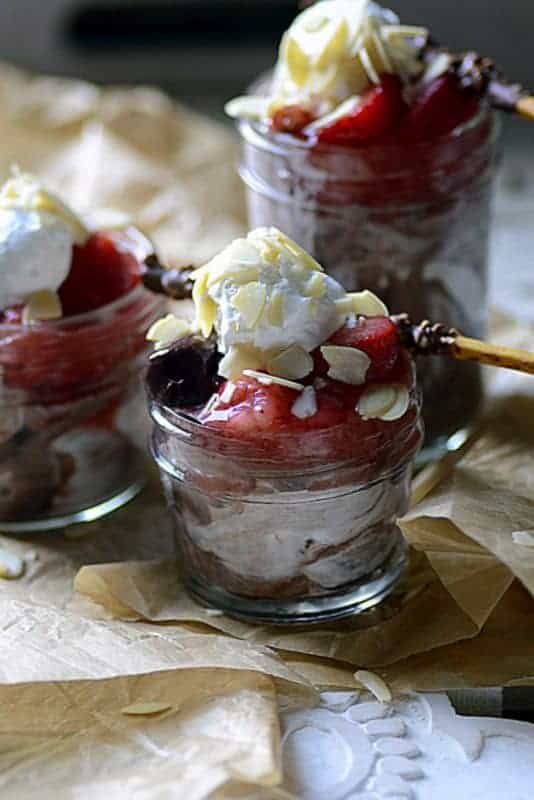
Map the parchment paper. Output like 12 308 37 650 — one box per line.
1 60 534 798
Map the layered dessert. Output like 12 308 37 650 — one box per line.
226 0 501 449
146 227 423 623
0 169 164 529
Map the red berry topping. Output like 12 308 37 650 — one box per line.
59 232 141 316
326 316 401 380
271 104 315 135
317 75 407 147
399 74 480 143
207 377 299 434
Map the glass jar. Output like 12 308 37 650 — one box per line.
149 387 423 624
237 108 501 453
0 234 165 532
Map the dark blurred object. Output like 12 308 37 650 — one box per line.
0 0 296 116
69 2 294 47
141 257 194 301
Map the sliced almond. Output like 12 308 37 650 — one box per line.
275 231 324 272
22 290 62 324
336 291 389 318
382 24 428 41
268 345 313 380
303 272 326 298
321 345 370 385
350 290 389 317
316 18 349 71
197 294 217 338
291 386 317 419
359 46 381 85
207 263 260 289
231 282 266 329
121 702 172 716
262 243 282 265
335 296 356 315
380 385 410 421
370 26 393 74
357 384 398 420
218 346 264 381
0 549 25 580
192 267 209 304
146 314 190 346
305 96 361 133
267 290 284 326
285 35 311 87
206 240 260 287
219 381 236 404
243 370 304 391
224 96 270 120
354 670 392 704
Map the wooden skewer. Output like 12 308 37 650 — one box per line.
452 335 534 375
393 315 534 377
516 95 534 122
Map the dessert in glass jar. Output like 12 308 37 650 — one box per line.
0 170 165 531
146 227 423 623
226 0 501 453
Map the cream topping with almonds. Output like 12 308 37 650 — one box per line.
146 228 412 431
0 168 89 312
225 0 427 123
147 227 392 396
192 227 346 356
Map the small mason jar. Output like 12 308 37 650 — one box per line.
0 230 165 532
149 386 423 624
237 105 501 453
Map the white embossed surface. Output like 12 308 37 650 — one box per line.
281 691 534 799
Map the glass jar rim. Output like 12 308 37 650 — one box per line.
149 394 423 476
239 70 501 156
238 104 500 158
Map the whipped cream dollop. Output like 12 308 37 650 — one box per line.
226 0 427 125
0 169 88 310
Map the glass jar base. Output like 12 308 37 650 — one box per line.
0 446 147 533
185 533 408 626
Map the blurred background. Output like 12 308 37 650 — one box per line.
0 0 531 316
0 0 532 140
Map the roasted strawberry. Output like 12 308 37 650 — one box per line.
324 316 401 380
207 377 300 435
59 232 141 316
317 75 407 147
399 74 480 143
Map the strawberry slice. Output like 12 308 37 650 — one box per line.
317 75 407 147
59 232 141 316
207 377 299 435
325 316 401 380
399 74 480 143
